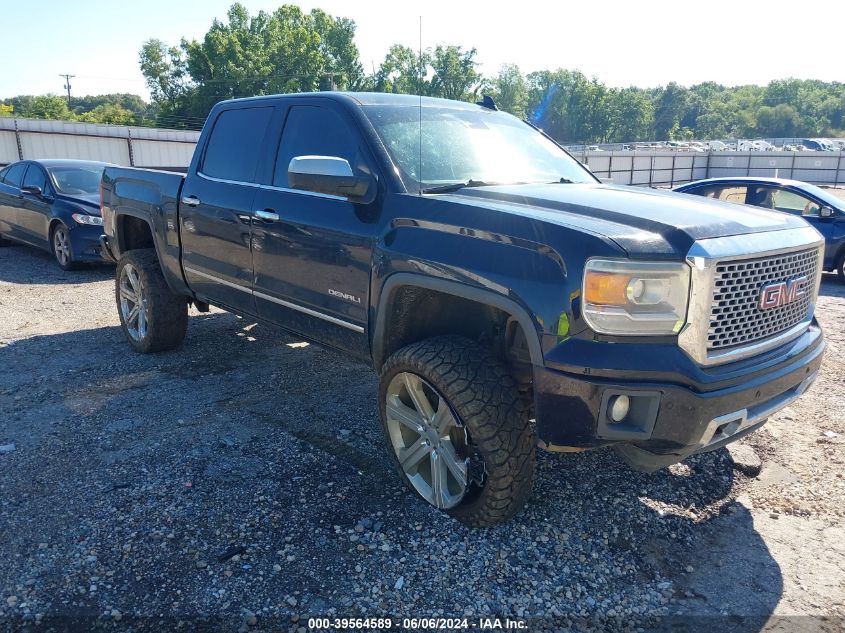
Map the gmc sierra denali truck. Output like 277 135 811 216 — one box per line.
100 92 825 527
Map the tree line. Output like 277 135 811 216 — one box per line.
3 3 844 143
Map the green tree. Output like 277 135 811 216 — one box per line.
487 64 528 118
76 104 137 125
653 82 688 140
374 45 426 95
428 45 481 102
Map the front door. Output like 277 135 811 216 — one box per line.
18 163 52 246
250 102 376 357
180 105 276 315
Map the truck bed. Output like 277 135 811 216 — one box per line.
101 166 188 294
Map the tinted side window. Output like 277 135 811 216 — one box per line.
2 162 28 188
22 165 47 192
771 189 821 217
273 106 362 187
201 107 274 183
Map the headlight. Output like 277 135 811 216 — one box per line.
72 213 103 226
582 258 690 335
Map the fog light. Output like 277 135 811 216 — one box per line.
608 394 630 423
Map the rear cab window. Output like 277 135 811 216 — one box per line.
200 107 275 183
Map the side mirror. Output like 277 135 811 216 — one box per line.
288 156 375 202
820 206 835 219
21 185 42 197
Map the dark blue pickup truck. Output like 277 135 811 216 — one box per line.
101 92 825 526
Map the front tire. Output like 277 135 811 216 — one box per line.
52 224 78 270
115 249 187 353
378 336 535 527
837 254 845 283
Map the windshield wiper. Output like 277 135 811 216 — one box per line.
420 179 498 194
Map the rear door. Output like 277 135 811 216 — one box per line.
250 101 377 357
180 105 276 315
0 162 29 242
18 163 52 247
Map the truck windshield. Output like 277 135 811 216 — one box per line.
362 105 596 192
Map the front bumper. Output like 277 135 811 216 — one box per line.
533 322 825 470
68 223 108 262
99 234 118 263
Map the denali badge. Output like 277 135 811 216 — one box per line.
328 288 361 303
758 276 809 310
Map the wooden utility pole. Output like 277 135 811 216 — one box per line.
59 74 75 105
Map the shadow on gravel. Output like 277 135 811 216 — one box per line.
0 244 113 285
819 274 845 297
0 313 783 631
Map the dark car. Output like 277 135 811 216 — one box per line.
674 177 845 279
0 159 110 269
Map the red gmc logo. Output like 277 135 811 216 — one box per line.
758 276 809 310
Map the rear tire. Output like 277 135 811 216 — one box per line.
378 336 535 527
115 249 187 353
51 224 79 271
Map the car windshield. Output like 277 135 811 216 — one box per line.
362 104 596 192
48 166 104 195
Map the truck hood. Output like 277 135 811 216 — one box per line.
441 183 809 256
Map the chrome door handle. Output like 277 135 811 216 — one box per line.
254 209 279 222
181 195 201 207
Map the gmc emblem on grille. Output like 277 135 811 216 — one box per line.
758 276 809 310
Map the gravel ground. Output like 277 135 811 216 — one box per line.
0 244 843 633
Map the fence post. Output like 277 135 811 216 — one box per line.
629 152 635 185
127 129 135 167
835 152 842 188
648 155 654 188
790 152 796 180
670 153 676 187
607 153 613 181
13 119 23 160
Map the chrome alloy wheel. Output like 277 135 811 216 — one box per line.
53 227 71 267
119 263 148 342
385 372 470 509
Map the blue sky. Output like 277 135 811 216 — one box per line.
2 0 843 100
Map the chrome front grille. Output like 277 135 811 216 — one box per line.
708 248 819 350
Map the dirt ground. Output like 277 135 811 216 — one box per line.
0 238 843 632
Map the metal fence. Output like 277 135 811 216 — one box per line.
579 150 845 187
2 117 844 187
0 117 200 171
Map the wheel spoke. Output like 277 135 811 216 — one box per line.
399 436 430 473
137 303 147 338
119 285 137 303
126 268 140 293
127 305 139 327
438 442 467 489
386 396 425 433
430 451 449 509
403 373 435 421
431 398 454 436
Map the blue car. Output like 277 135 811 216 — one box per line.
0 159 111 270
674 177 845 280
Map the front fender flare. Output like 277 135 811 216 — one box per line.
372 272 544 368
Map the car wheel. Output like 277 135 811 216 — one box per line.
378 336 535 527
51 224 78 270
115 248 188 353
837 254 845 283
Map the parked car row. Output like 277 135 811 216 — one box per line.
584 138 845 153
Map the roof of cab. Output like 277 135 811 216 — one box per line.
215 91 483 110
